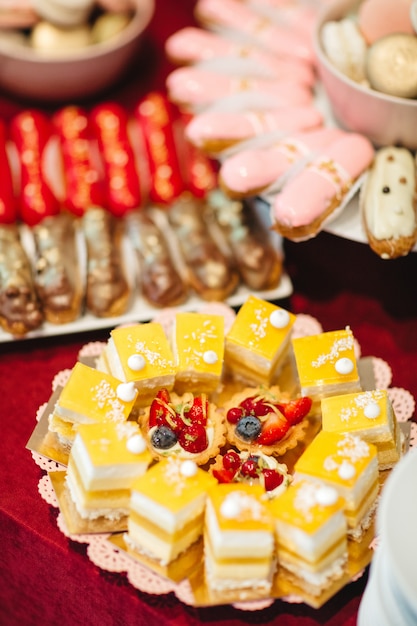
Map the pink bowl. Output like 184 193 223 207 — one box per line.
314 0 417 149
0 0 154 103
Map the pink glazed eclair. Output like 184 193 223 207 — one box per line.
194 0 314 65
185 105 323 154
219 127 345 198
271 132 375 241
166 66 313 111
165 27 315 87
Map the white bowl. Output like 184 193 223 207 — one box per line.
314 0 417 149
0 0 154 103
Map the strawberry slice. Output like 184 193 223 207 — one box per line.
186 393 209 425
257 410 289 445
262 469 284 492
212 467 235 483
281 397 312 426
148 388 184 432
178 423 208 453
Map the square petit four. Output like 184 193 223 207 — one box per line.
321 389 402 470
126 457 216 565
269 479 348 596
49 362 138 449
204 483 275 593
98 322 176 406
294 431 379 542
65 421 151 522
291 327 361 408
224 295 296 386
172 311 224 395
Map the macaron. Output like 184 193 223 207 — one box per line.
30 20 92 55
358 0 414 45
91 11 132 44
366 33 417 98
33 0 95 27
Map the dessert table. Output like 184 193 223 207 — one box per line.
1 1 417 625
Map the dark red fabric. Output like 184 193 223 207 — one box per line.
1 2 416 624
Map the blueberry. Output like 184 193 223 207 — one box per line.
235 415 262 442
151 425 177 449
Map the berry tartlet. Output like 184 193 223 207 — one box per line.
222 386 312 457
139 388 226 465
210 449 292 499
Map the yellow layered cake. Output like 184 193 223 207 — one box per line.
321 389 402 470
224 295 296 386
98 322 176 406
204 483 275 593
269 480 348 596
292 327 361 409
172 311 224 395
65 421 152 521
49 362 138 449
126 457 217 565
294 431 379 542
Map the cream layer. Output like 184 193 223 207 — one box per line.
70 437 148 491
205 499 274 559
224 339 291 385
66 466 129 520
127 516 201 564
130 489 207 534
274 509 347 562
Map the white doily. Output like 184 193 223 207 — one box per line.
33 316 416 612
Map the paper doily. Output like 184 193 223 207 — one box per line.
33 314 416 611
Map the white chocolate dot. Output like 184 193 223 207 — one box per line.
203 350 218 365
180 460 198 477
364 401 380 420
126 434 147 454
127 354 146 371
335 357 354 375
220 496 241 519
315 485 338 507
116 382 137 403
269 309 290 329
338 460 356 480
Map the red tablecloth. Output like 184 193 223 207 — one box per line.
1 2 417 625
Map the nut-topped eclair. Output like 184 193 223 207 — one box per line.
11 109 83 325
54 105 131 318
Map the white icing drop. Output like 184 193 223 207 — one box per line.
203 349 218 365
116 381 137 403
315 485 338 507
269 308 290 329
126 433 147 454
364 401 381 420
220 497 242 519
338 460 356 480
127 354 146 371
180 459 198 477
335 357 354 375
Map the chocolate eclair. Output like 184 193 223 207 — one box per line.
82 206 131 318
167 195 239 301
127 210 188 308
32 213 83 324
207 192 283 291
0 224 43 336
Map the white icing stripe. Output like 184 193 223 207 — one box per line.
276 138 310 161
307 157 352 194
245 111 268 136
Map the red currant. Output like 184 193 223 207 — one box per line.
226 406 245 424
241 457 260 478
223 450 241 472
